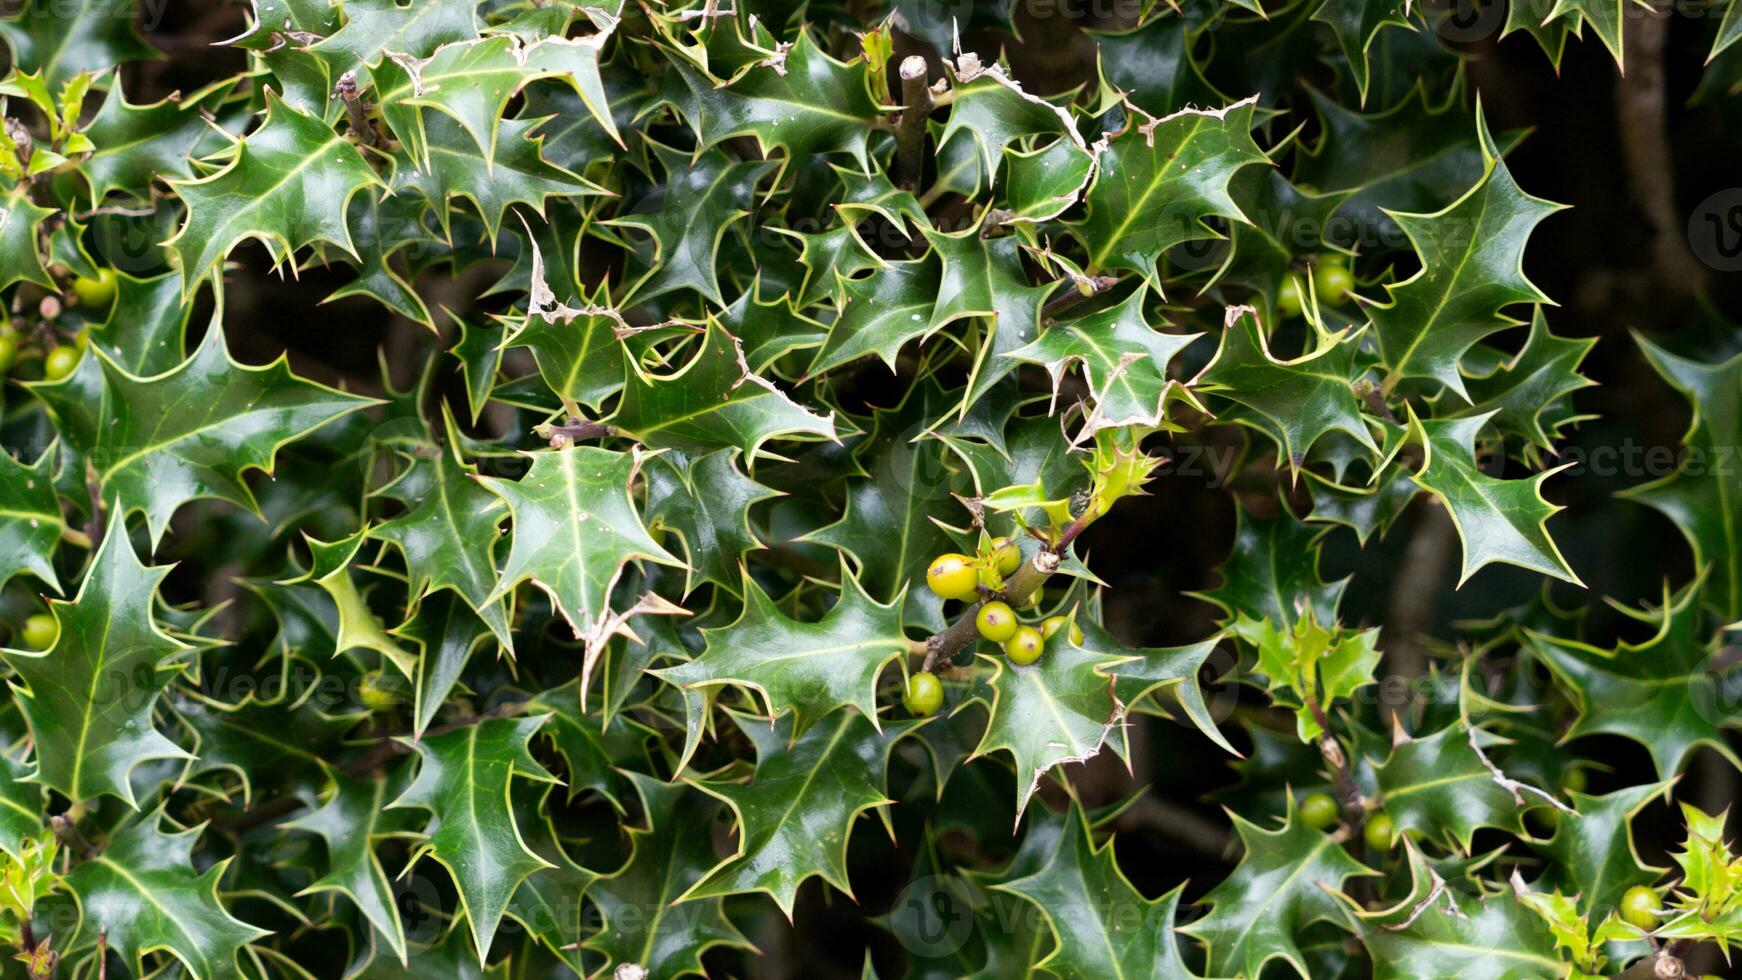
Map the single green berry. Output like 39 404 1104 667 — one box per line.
357 670 403 711
1561 767 1587 794
43 345 81 381
1364 812 1397 851
20 614 57 651
988 536 1020 576
903 671 944 717
926 553 980 601
1277 276 1303 318
0 335 15 376
1620 886 1660 930
975 601 1018 643
1298 792 1338 830
71 268 117 309
1004 625 1044 665
1313 260 1355 305
1040 615 1084 645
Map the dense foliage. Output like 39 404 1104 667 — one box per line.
1 0 1741 977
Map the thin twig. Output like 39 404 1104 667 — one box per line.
535 418 616 447
893 57 932 191
1042 276 1120 320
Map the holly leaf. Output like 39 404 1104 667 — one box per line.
0 184 53 290
392 113 601 241
679 709 919 918
284 766 422 965
1445 306 1596 456
166 90 387 291
1373 723 1530 851
802 380 963 602
87 270 198 376
994 801 1209 978
61 810 270 979
653 567 909 735
0 0 156 87
390 715 558 965
310 0 480 77
1621 335 1742 617
1367 106 1563 398
1197 501 1349 629
0 443 65 591
1407 410 1581 586
967 637 1131 821
1180 796 1373 979
1312 0 1414 104
1528 781 1671 917
1358 841 1564 978
659 29 880 170
583 772 754 978
480 445 683 671
395 590 495 739
604 143 773 305
82 75 234 202
809 256 943 376
1195 306 1377 475
370 427 512 649
527 678 650 813
1528 578 1737 779
938 58 1085 182
371 32 615 173
1090 12 1226 117
281 529 418 679
1007 283 1199 435
1073 97 1267 282
0 526 191 807
500 280 631 413
609 321 838 460
644 449 781 597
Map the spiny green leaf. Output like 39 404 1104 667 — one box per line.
166 90 386 291
654 567 909 734
1 526 190 807
390 715 558 965
60 810 271 979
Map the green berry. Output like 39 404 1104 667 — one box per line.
1277 276 1303 318
1620 886 1659 931
988 536 1020 576
43 345 81 381
1298 792 1338 830
975 601 1017 643
1003 625 1044 665
1040 615 1084 645
0 335 15 377
903 671 944 717
71 268 117 310
20 614 57 651
925 553 979 601
1561 767 1587 794
357 670 403 711
1313 260 1354 305
1364 812 1397 851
